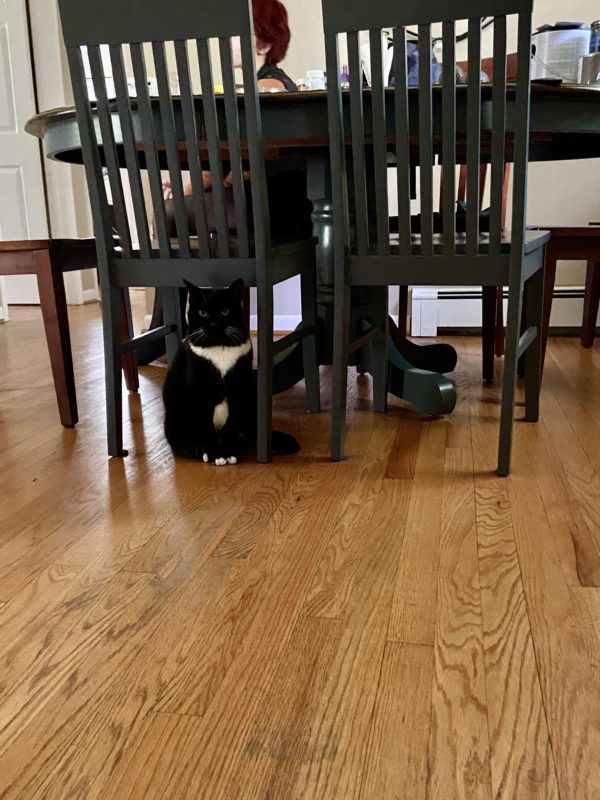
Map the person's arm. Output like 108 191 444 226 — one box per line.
257 77 286 90
180 172 212 196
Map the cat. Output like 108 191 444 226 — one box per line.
163 278 299 464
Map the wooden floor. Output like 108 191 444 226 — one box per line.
1 302 599 800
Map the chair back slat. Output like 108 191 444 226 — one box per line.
490 15 507 253
466 18 481 256
219 36 250 257
153 41 191 258
173 40 210 257
239 34 271 261
109 44 152 258
347 31 369 256
87 45 132 258
369 30 390 255
196 38 230 258
393 28 411 256
418 24 433 256
65 45 115 256
509 12 533 259
130 42 171 258
324 32 350 265
441 21 456 255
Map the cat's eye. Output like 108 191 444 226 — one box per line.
220 308 230 317
199 310 209 318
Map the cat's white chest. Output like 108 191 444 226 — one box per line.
188 341 251 376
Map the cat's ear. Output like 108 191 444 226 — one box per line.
229 278 245 305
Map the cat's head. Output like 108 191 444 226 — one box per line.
183 278 248 348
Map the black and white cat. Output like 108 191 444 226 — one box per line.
163 279 299 464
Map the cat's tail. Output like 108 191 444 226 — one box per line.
271 429 300 455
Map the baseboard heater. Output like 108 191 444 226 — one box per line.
411 286 593 336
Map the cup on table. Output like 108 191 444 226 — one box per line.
306 69 326 90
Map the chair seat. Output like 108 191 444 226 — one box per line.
387 229 550 256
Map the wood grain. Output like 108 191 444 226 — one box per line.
472 402 560 799
388 422 447 645
360 642 433 800
3 306 600 800
510 425 600 798
427 447 492 800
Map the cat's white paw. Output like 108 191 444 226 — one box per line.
226 456 238 465
215 457 227 466
202 453 209 463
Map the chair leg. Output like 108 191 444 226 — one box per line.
541 248 557 375
482 286 497 382
119 289 139 392
331 283 351 461
300 268 321 413
497 271 524 477
242 286 251 331
494 288 505 357
256 279 274 463
582 260 600 348
398 285 409 336
161 288 183 367
523 265 545 423
372 288 388 412
101 283 126 457
517 283 528 378
36 250 78 427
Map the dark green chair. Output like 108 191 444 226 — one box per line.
322 0 548 475
57 0 320 461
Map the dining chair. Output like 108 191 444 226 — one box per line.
0 238 138 427
322 0 549 475
526 224 600 364
58 0 320 461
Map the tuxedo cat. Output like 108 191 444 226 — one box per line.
163 279 299 464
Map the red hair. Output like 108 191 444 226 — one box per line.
252 0 291 64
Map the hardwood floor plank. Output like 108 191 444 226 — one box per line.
288 479 411 799
427 447 493 800
472 431 560 797
302 420 396 619
360 642 434 800
388 422 447 645
385 414 422 478
510 426 600 799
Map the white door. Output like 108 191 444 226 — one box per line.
0 0 48 304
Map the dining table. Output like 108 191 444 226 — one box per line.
26 82 600 417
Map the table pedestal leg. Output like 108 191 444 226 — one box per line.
270 158 458 417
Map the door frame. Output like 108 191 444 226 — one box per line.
26 0 98 305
